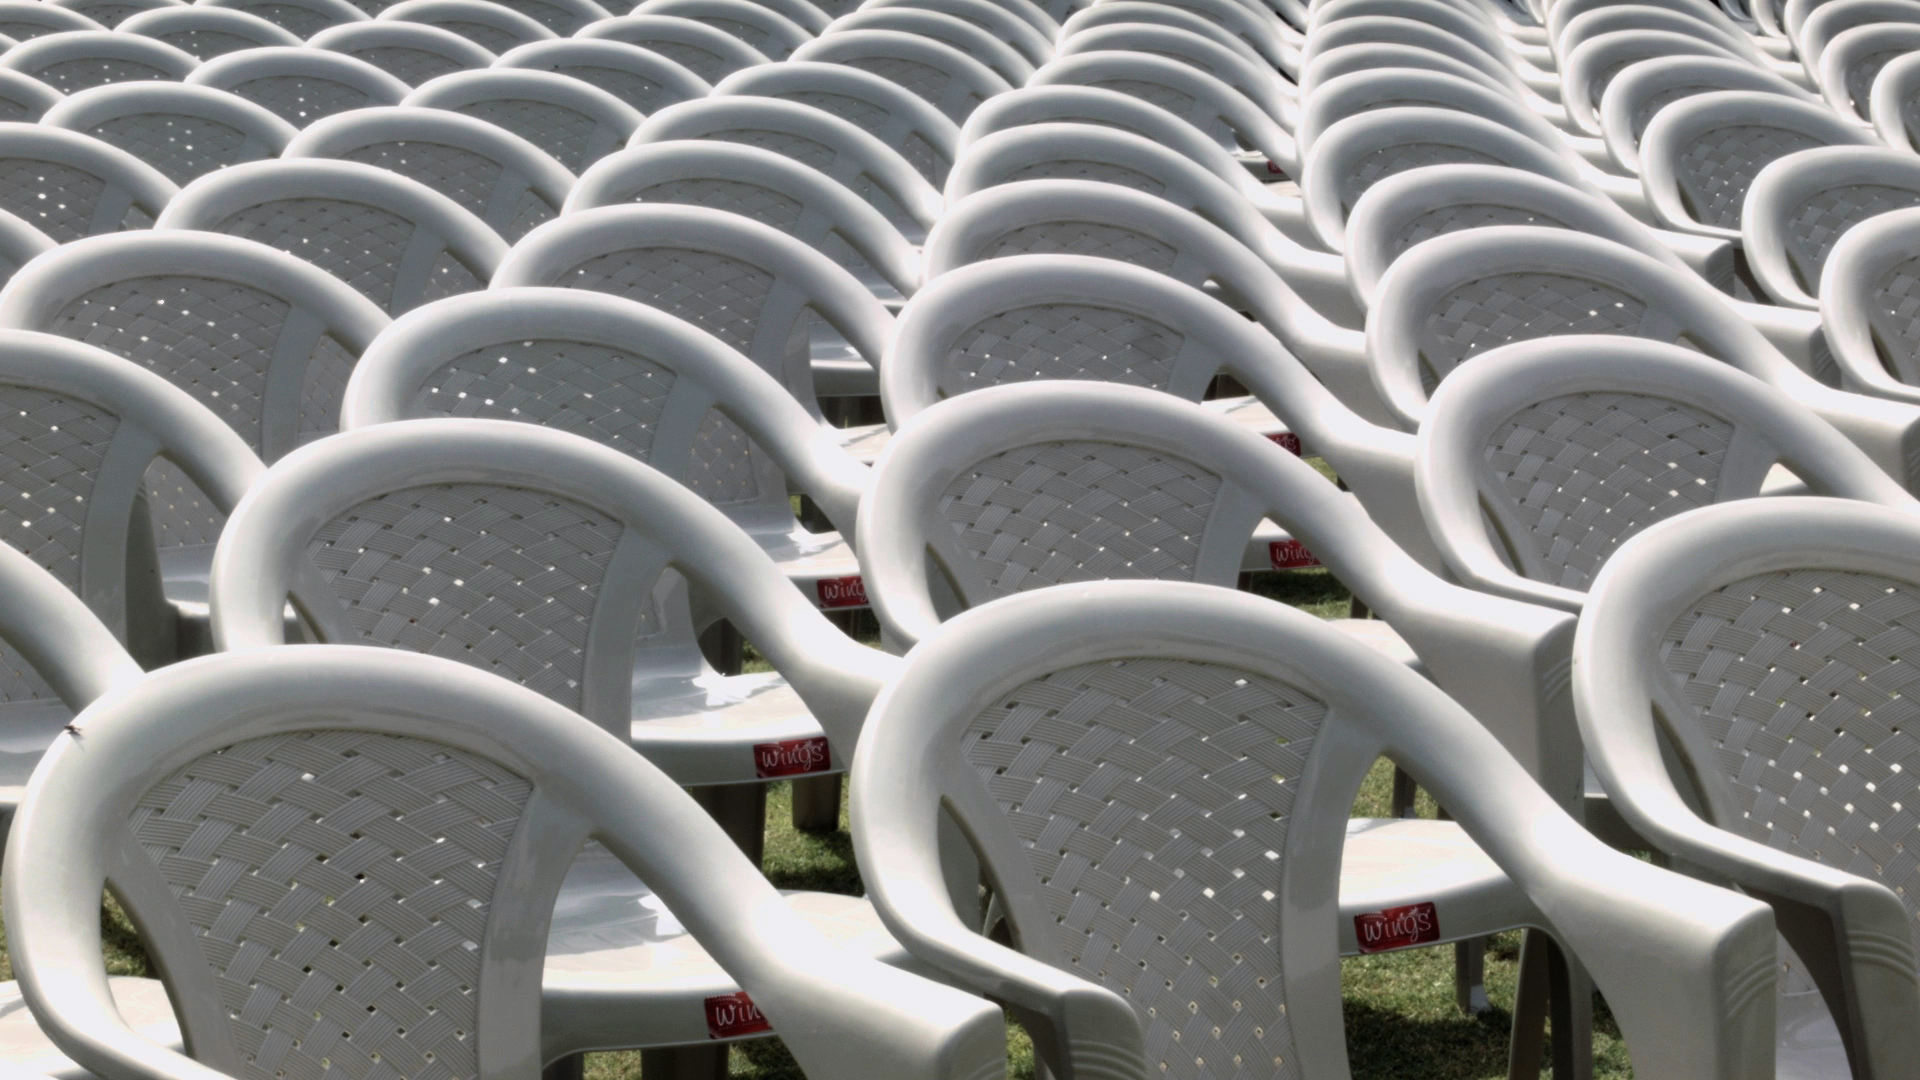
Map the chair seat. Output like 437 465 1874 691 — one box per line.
746 525 866 611
1202 394 1291 439
837 421 890 464
1337 817 1541 954
630 670 832 786
0 977 180 1079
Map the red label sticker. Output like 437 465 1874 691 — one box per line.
1266 159 1285 175
1267 432 1302 456
1354 902 1440 954
753 736 832 779
704 991 771 1039
815 574 867 608
1269 539 1320 569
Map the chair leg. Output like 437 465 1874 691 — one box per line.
640 1045 729 1080
1507 930 1550 1080
540 1055 584 1080
1390 767 1420 818
1455 938 1490 1014
790 773 842 831
1508 930 1595 1080
689 783 768 867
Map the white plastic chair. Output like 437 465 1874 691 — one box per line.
494 38 710 115
40 83 298 185
403 68 642 171
828 8 1030 85
568 141 919 302
117 6 302 57
1816 19 1920 118
711 60 960 186
1415 335 1915 614
284 105 573 242
1052 22 1294 122
737 0 834 33
575 13 772 82
789 27 1011 125
629 96 942 240
0 31 196 94
156 158 505 315
1 642 1007 1080
635 0 812 60
1558 28 1748 135
1311 0 1558 81
1551 0 1767 55
1815 205 1920 403
494 203 894 403
1299 15 1570 126
1869 47 1920 148
0 124 176 242
871 0 1052 67
309 20 497 85
45 0 181 30
1640 89 1879 242
1797 0 1920 74
185 46 410 126
851 563 1776 1079
492 0 611 34
378 0 557 53
199 0 370 36
1598 53 1817 175
1742 145 1920 310
1574 497 1920 1080
1067 0 1293 73
0 2 102 40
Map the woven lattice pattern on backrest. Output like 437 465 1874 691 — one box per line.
451 99 597 171
940 440 1219 594
308 483 626 705
347 47 467 86
217 198 414 310
631 177 804 230
89 114 255 184
1631 84 1719 145
1339 143 1501 215
430 21 520 54
1002 159 1166 195
31 58 172 93
131 730 530 1080
1866 254 1920 380
964 657 1318 1079
231 77 373 126
499 0 580 33
0 20 63 39
145 460 225 548
977 221 1180 273
1674 124 1824 230
504 189 554 242
939 304 1187 398
1660 570 1920 940
686 410 761 505
1782 184 1920 292
629 40 723 82
235 2 336 36
157 30 260 59
548 65 667 113
0 387 119 590
1846 49 1905 117
301 333 359 438
1089 78 1196 117
0 159 108 243
843 56 953 112
417 251 485 308
1388 204 1569 263
67 3 143 27
777 89 887 136
686 15 771 53
1420 272 1652 375
701 128 837 172
337 142 503 223
559 247 775 356
1483 391 1730 590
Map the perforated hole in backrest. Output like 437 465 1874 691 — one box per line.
964 656 1318 1079
632 177 805 231
231 77 374 126
1339 142 1501 215
451 99 599 171
0 159 110 242
307 482 631 706
89 113 258 184
558 247 776 357
346 47 468 87
1781 184 1920 294
940 303 1188 399
940 440 1220 595
215 198 418 310
32 58 172 94
1660 569 1920 944
131 730 531 1080
977 221 1180 273
1388 204 1570 264
1002 159 1166 195
1482 391 1731 590
1418 272 1654 381
337 142 505 224
1673 124 1824 230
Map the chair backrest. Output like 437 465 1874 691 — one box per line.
41 83 299 185
1557 3 1764 65
0 1 102 40
741 0 834 33
1344 163 1715 307
1546 0 1741 51
1299 16 1529 103
490 0 611 35
378 0 557 53
199 0 369 36
829 8 1031 84
1800 0 1920 71
0 30 197 94
1559 28 1743 136
117 6 302 58
1820 205 1920 395
403 68 642 172
1416 335 1913 612
185 46 410 126
1297 38 1508 99
1299 106 1595 252
629 96 942 237
1051 22 1292 125
0 209 53 288
4 645 1004 1080
0 70 66 125
341 286 868 542
1598 53 1815 176
1641 90 1878 240
575 13 773 82
567 140 919 299
1311 0 1523 65
157 158 505 316
0 123 177 243
1027 48 1297 174
0 230 388 548
46 0 179 31
1869 47 1920 150
1817 19 1920 120
493 203 892 416
1295 66 1579 173
285 105 573 242
309 19 497 85
1742 146 1920 310
872 0 1053 66
636 0 812 60
494 38 710 116
712 61 959 186
788 27 1011 125
1070 0 1293 72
